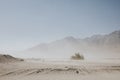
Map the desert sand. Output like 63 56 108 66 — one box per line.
0 57 120 80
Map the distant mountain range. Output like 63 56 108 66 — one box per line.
21 30 120 59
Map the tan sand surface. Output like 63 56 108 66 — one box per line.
0 59 120 80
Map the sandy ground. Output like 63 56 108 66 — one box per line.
0 59 120 80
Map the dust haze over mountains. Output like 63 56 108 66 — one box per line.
11 30 120 59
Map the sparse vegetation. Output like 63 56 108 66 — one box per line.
71 53 84 60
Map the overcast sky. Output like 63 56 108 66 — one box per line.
0 0 120 51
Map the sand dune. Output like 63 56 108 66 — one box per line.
0 54 24 63
0 58 120 80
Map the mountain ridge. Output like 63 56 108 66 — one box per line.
20 30 120 59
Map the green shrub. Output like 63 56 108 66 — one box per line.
71 53 84 60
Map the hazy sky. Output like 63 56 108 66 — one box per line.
0 0 120 51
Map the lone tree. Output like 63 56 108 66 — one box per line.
71 53 84 60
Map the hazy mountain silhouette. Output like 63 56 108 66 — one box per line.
22 30 120 59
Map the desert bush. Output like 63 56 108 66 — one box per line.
71 53 84 60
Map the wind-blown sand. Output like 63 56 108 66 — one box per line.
0 59 120 80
